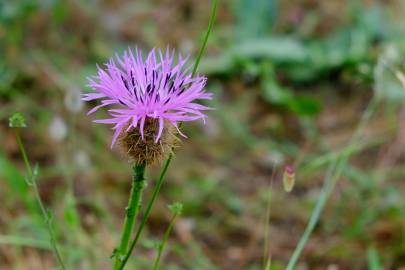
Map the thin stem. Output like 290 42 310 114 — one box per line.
263 165 276 270
32 171 67 270
117 1 218 269
14 130 66 270
152 213 179 270
285 97 379 270
192 0 218 77
15 129 32 177
113 164 146 270
118 155 172 270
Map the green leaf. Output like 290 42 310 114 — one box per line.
63 192 80 229
262 77 293 105
286 96 321 116
261 63 321 116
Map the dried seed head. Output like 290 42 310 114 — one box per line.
119 118 178 165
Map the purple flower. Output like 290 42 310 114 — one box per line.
83 48 212 148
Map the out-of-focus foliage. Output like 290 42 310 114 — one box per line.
234 0 278 39
374 44 405 102
200 4 396 117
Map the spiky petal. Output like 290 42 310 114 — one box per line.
83 48 213 148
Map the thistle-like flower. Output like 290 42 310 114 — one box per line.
83 48 212 164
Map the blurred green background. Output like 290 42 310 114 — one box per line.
1 0 405 269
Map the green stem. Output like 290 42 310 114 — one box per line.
152 213 179 270
285 97 379 270
263 166 276 270
14 130 66 270
192 0 218 77
117 1 218 269
15 129 32 177
113 164 146 270
118 155 172 270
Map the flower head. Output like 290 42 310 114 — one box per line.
83 48 212 163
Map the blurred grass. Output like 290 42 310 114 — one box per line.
1 0 405 269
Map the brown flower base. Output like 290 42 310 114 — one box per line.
119 118 178 165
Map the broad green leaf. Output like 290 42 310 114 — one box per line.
234 37 309 63
234 0 277 39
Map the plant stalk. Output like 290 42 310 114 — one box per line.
15 130 66 270
152 212 179 270
192 0 218 77
118 155 172 270
113 164 146 270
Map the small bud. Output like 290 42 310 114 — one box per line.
283 165 295 192
168 202 183 215
9 112 27 128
